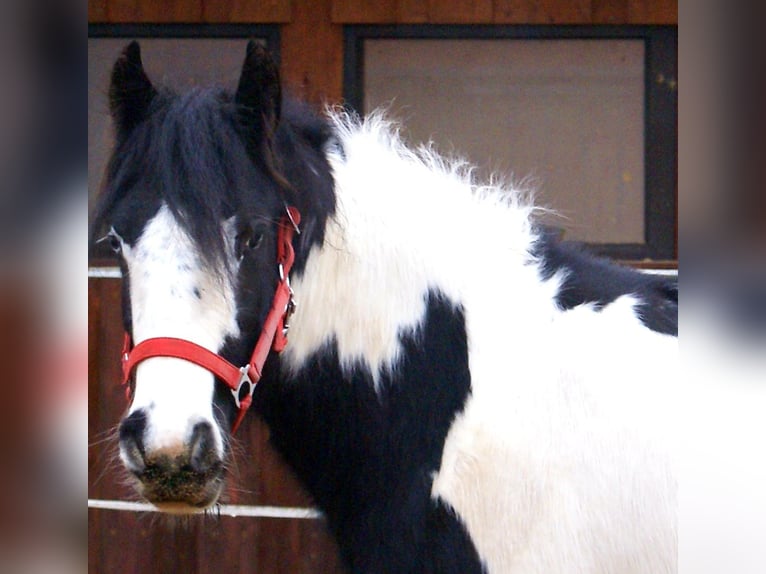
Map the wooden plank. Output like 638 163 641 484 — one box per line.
429 0 493 23
493 0 540 22
494 0 591 24
138 0 202 21
106 0 202 22
331 0 396 23
592 0 630 23
88 278 135 502
628 0 677 24
331 0 449 24
202 0 292 23
95 0 677 26
105 0 139 22
88 0 108 22
397 0 429 23
281 0 344 105
89 507 344 573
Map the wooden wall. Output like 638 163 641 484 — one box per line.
88 0 677 105
88 2 676 572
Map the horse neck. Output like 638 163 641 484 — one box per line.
252 117 555 554
282 116 556 386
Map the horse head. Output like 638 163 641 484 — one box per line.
92 41 333 511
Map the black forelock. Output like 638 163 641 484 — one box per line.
150 86 272 272
92 86 245 267
91 85 337 276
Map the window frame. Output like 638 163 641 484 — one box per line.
343 25 677 262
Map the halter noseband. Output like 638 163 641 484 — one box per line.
120 206 301 434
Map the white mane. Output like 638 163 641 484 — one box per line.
285 108 559 381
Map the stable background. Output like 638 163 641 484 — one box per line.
88 2 677 572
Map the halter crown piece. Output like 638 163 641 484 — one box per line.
120 206 302 433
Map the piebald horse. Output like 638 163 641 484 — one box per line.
92 41 678 573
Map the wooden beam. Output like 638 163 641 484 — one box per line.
281 0 344 105
494 0 591 24
88 0 108 22
105 0 202 22
331 0 396 23
397 0 429 23
202 0 292 23
628 0 677 24
428 0 493 23
592 0 630 24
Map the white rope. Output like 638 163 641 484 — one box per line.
88 266 122 278
88 498 321 519
90 266 677 279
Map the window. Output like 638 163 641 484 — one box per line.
344 26 677 261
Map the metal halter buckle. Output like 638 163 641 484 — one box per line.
278 262 298 336
283 296 297 336
284 203 301 235
232 366 256 409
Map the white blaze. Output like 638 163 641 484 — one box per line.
120 204 238 457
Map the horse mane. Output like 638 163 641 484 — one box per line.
326 106 542 212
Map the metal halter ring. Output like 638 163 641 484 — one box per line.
283 297 297 336
232 366 256 409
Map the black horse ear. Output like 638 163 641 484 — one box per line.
235 41 281 136
109 41 156 140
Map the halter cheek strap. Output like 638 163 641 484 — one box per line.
120 206 301 434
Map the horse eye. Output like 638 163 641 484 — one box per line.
247 232 263 250
236 227 264 259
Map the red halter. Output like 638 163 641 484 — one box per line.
120 206 301 433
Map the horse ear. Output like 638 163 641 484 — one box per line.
235 41 281 135
109 41 157 139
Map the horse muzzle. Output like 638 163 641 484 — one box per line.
118 410 225 511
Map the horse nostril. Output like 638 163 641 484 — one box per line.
119 410 148 473
189 421 219 474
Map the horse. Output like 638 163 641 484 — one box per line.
91 41 678 573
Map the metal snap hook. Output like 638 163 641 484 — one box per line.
232 367 256 409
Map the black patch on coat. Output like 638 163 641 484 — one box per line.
254 291 485 573
535 232 678 336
